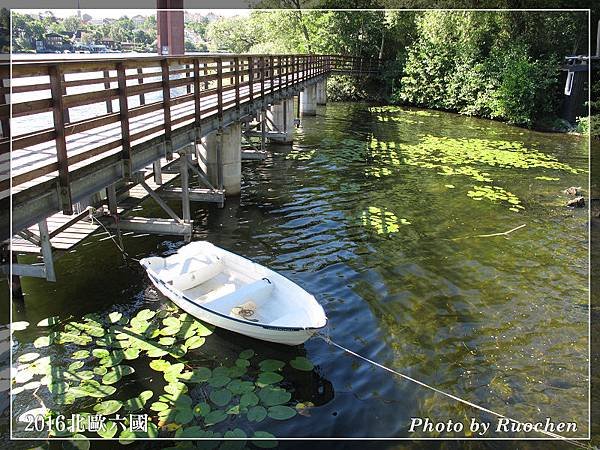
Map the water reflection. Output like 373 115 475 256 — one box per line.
7 102 589 441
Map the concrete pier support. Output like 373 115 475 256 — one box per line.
316 79 327 105
198 122 242 195
300 84 317 116
267 98 295 143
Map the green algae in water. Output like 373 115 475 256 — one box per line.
361 206 410 234
367 134 584 212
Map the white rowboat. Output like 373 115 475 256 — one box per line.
140 241 327 345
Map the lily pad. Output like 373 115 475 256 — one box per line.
259 359 285 372
123 348 140 360
290 357 314 371
11 321 29 331
208 375 231 388
102 365 134 385
17 352 40 363
252 431 278 448
228 379 254 395
70 380 116 398
33 336 51 348
240 392 259 408
68 361 84 372
185 335 205 349
150 401 169 412
247 405 267 423
124 390 153 412
72 350 90 360
97 421 118 439
134 309 156 321
267 405 296 420
149 359 171 372
257 372 283 386
204 409 227 426
93 400 123 415
239 349 255 359
258 386 291 406
108 312 122 324
210 388 232 407
193 401 211 417
37 316 60 327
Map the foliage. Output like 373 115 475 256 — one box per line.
11 12 158 52
12 304 317 441
395 11 586 127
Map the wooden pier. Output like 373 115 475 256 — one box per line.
0 53 377 282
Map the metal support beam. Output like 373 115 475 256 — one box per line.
38 219 56 282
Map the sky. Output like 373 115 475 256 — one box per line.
16 9 250 19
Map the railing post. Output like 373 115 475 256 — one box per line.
217 57 223 122
161 58 173 160
103 70 113 113
186 63 192 94
116 62 132 178
137 67 146 105
277 56 282 94
234 56 240 113
193 58 201 138
249 56 254 103
61 72 70 124
291 55 295 87
260 56 265 106
270 55 275 95
48 64 73 214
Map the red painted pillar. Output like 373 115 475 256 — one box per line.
157 0 185 56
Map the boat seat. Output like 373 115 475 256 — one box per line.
169 258 225 291
203 279 273 318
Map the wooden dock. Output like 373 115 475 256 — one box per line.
0 53 377 281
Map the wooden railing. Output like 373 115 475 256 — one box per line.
1 54 377 212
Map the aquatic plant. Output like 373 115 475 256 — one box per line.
369 106 439 117
361 206 410 234
12 305 316 444
286 149 316 161
366 134 584 212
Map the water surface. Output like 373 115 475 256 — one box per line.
7 102 589 443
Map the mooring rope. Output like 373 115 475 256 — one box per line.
87 209 140 263
316 332 587 447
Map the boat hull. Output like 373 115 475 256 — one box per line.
148 273 319 346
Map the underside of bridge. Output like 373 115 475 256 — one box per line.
2 54 377 289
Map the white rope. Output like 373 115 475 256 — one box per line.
317 333 586 447
88 210 140 263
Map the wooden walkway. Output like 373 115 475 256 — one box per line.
1 54 377 243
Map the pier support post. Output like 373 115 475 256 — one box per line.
300 84 317 116
180 153 191 223
153 161 163 185
316 78 327 105
198 122 242 196
38 219 56 282
267 98 295 143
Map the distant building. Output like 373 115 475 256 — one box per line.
89 18 103 26
100 37 116 49
82 13 92 23
121 42 134 52
45 32 64 48
132 15 146 27
205 13 218 22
